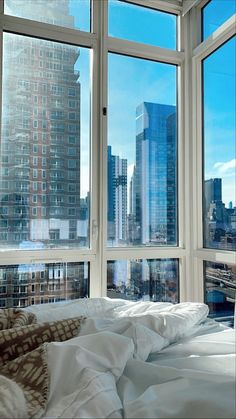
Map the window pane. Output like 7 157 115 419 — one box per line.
204 261 235 326
0 33 90 249
107 259 179 302
4 0 90 32
202 37 236 251
0 262 89 308
108 0 177 49
202 0 236 41
108 54 178 247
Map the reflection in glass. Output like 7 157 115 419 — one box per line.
108 54 177 247
108 0 176 50
5 0 90 32
202 0 236 41
204 261 235 326
107 259 179 303
0 262 89 308
0 33 90 249
203 37 236 251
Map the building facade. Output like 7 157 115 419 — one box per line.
107 145 128 245
133 102 177 245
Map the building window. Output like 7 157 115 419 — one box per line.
33 182 38 191
204 261 235 325
108 53 177 247
202 37 236 251
5 0 91 32
202 0 236 41
108 0 177 49
107 259 179 302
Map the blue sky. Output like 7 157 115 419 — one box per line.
72 0 235 207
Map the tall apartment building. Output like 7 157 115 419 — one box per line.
0 9 81 247
133 102 177 245
0 1 89 308
107 145 128 245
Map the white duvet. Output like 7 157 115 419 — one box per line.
14 299 236 417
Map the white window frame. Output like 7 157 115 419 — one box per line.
98 0 186 299
191 2 236 302
0 0 234 304
0 0 99 296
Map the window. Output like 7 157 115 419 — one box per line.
108 54 177 247
204 261 235 325
108 0 177 49
202 0 236 41
1 32 90 251
4 0 91 32
192 0 236 323
107 259 179 302
202 37 236 251
1 0 233 315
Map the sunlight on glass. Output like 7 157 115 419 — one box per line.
202 0 236 40
0 262 89 308
204 261 236 326
107 259 179 302
108 53 177 247
108 0 176 49
4 0 90 32
203 36 236 251
0 33 90 249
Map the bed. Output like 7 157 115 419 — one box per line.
0 298 235 418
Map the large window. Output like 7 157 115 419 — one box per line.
202 36 236 251
0 33 90 250
108 54 177 247
0 0 235 316
195 0 236 322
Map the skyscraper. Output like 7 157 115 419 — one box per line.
107 145 127 245
0 2 82 248
204 178 222 211
134 102 177 245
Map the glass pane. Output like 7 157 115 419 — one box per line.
202 37 236 251
204 261 235 326
108 53 177 247
202 0 236 41
0 262 89 308
107 259 179 302
4 0 90 32
108 0 177 50
0 33 90 249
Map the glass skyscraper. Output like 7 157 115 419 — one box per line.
133 102 177 246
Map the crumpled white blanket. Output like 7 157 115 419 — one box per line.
9 299 236 418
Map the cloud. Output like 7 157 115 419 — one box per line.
213 159 236 174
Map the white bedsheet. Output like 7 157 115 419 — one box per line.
39 300 236 419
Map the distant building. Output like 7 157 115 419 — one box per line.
133 102 177 245
107 146 127 245
204 178 235 249
204 178 222 211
